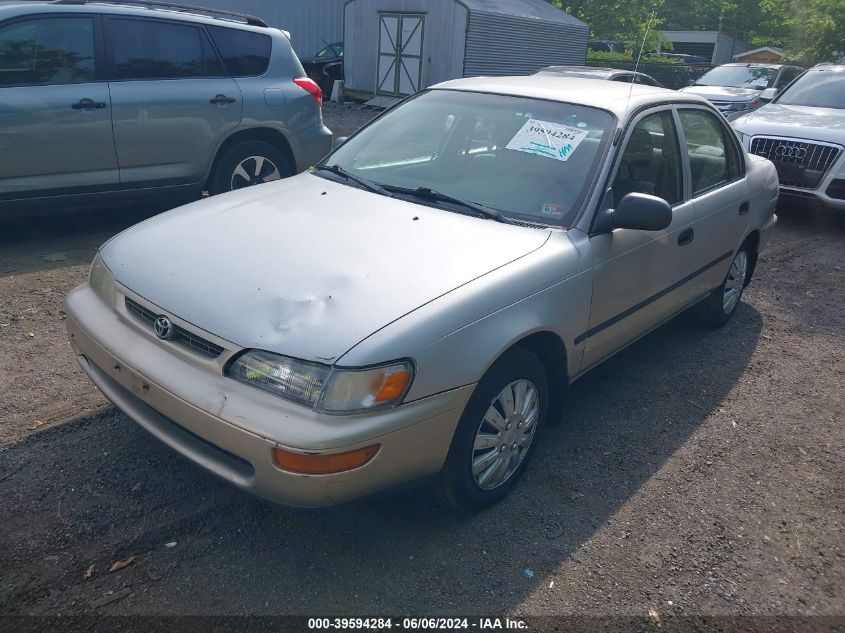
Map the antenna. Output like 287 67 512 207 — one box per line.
623 7 658 125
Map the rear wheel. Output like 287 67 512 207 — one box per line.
700 241 752 327
209 140 291 195
439 348 548 511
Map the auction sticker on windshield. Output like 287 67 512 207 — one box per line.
506 119 589 162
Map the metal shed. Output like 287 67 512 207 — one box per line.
192 0 346 57
342 0 588 98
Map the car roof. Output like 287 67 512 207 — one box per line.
431 75 707 118
537 66 618 77
0 0 270 30
811 63 845 71
717 62 790 69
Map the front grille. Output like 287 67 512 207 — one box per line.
125 297 224 359
750 137 842 189
826 178 845 200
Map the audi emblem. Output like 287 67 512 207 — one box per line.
775 145 807 159
153 315 175 340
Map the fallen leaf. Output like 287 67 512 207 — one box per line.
109 555 136 572
648 608 661 627
84 564 95 578
26 332 34 338
30 420 46 430
130 482 142 493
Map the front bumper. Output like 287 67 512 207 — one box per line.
65 284 472 508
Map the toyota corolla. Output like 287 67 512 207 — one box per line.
65 76 779 510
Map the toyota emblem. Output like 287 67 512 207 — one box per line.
775 144 807 159
154 315 175 340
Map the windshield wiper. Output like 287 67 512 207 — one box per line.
384 185 513 224
313 164 394 198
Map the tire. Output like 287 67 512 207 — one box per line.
208 140 292 196
699 240 753 327
439 348 549 512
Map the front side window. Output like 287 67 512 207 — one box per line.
325 89 614 227
694 65 778 89
678 109 741 195
207 25 271 77
110 19 221 80
776 70 844 109
613 111 683 206
0 17 94 86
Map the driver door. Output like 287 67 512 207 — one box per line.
581 108 697 370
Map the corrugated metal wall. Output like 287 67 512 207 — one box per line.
463 11 587 76
194 0 345 57
343 0 468 94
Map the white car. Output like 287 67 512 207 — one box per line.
732 64 845 210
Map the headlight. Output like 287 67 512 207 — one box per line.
226 351 414 415
729 98 761 112
89 253 115 304
733 129 749 147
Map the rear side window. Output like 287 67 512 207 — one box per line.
0 17 95 86
110 18 223 80
678 109 742 195
207 25 271 77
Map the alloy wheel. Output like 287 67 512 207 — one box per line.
230 155 281 190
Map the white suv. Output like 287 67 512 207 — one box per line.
732 64 845 210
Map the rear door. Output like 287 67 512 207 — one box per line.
0 14 118 198
104 16 242 187
675 106 749 298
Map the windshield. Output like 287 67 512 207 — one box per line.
776 70 844 108
316 43 343 58
695 66 778 88
323 90 613 227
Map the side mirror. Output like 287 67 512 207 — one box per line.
333 136 348 149
759 87 777 101
593 192 672 234
613 193 672 231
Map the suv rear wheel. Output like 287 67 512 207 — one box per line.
209 140 292 195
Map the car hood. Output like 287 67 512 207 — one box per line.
733 103 845 141
681 85 762 101
101 173 551 363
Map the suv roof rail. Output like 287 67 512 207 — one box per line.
52 0 269 27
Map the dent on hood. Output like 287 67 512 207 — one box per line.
260 275 355 361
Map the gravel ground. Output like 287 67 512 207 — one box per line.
0 105 842 623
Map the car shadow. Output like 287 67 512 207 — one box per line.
0 202 181 278
0 303 762 615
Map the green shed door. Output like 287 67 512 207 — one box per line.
377 13 424 96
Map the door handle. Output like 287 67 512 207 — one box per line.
677 227 695 246
72 98 106 110
209 94 236 105
739 201 750 215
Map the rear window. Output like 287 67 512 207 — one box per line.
0 17 95 86
110 18 223 80
207 26 271 77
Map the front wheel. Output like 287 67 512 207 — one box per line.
699 242 751 327
208 140 291 195
439 348 548 512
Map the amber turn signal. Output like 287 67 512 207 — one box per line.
272 444 380 475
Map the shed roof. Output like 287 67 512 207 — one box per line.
462 0 586 27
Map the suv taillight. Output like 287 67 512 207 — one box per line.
293 77 323 105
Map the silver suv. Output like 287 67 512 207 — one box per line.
0 0 333 209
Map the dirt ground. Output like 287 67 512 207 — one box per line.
0 104 843 623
